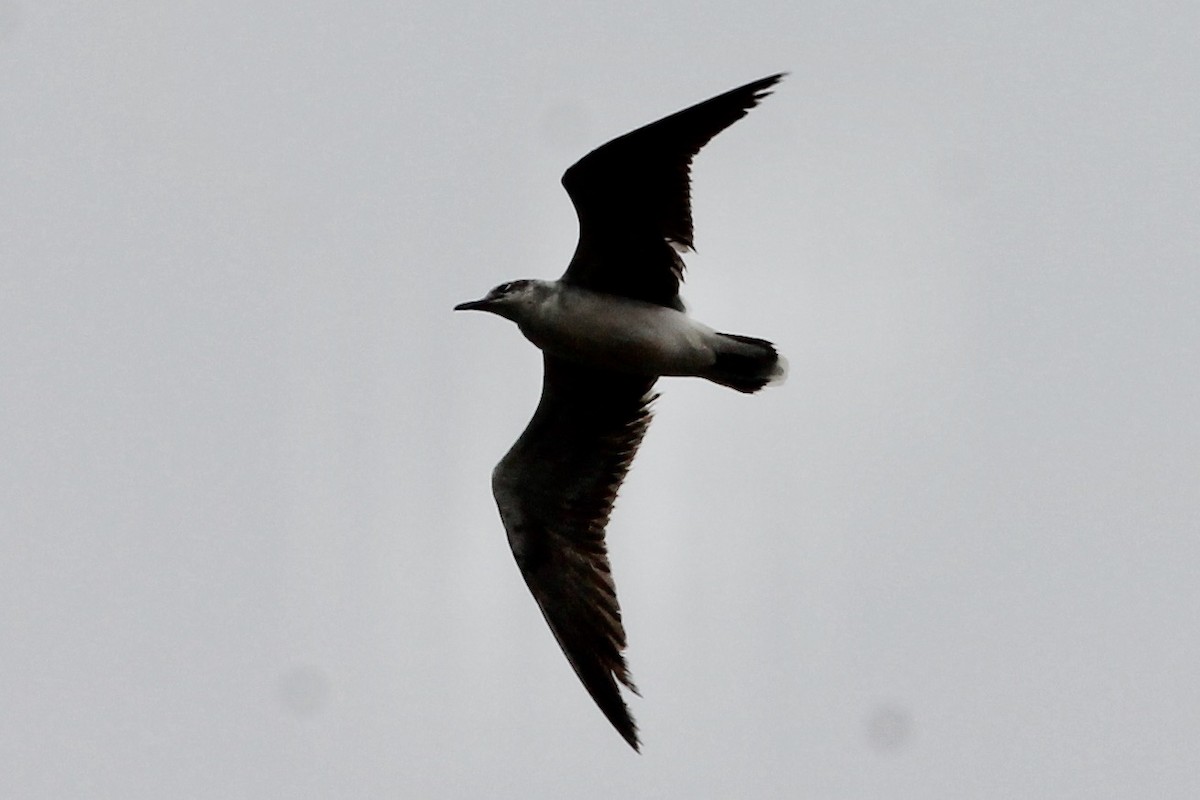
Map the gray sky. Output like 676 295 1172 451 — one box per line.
3 1 1199 797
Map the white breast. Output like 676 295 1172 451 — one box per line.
518 288 716 376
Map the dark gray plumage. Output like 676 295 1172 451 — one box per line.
456 74 786 750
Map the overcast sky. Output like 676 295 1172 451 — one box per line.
3 1 1198 798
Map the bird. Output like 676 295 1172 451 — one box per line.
454 73 787 751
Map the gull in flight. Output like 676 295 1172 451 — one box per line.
455 73 787 750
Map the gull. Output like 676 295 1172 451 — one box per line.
454 73 787 751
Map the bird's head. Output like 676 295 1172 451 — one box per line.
453 279 548 322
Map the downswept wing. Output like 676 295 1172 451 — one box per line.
560 73 784 308
491 355 657 751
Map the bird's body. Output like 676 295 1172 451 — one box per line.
455 73 787 750
519 282 714 376
473 279 777 382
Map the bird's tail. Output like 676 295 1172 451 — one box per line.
705 332 788 393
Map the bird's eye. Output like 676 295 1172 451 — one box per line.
496 280 527 296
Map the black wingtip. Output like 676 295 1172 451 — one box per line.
747 72 787 102
606 700 641 752
623 725 642 753
580 661 642 751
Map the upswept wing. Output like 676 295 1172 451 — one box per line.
491 356 657 750
560 73 784 308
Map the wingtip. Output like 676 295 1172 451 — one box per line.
752 72 787 98
610 708 641 752
596 671 643 752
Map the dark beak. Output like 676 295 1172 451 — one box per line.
453 297 490 312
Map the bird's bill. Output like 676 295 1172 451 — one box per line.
453 297 491 312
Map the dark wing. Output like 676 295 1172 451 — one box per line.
491 355 657 751
560 73 784 308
